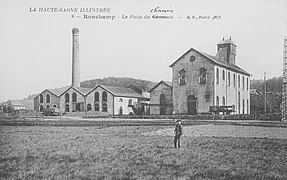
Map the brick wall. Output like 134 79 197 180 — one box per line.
172 50 214 114
35 90 60 111
150 82 173 115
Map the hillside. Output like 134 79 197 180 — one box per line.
250 76 282 94
80 77 157 92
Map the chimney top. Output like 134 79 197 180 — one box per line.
72 28 79 34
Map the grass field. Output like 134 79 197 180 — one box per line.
1 123 287 179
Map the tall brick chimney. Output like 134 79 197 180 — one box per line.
72 28 80 87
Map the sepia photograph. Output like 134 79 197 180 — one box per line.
0 0 287 179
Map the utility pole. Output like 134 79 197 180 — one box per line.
264 72 267 115
282 37 287 121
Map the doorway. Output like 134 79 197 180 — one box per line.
187 95 197 115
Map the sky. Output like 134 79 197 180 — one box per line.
0 0 286 102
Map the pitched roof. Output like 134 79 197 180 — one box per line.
149 80 172 92
47 86 70 96
100 85 144 98
169 48 251 76
35 86 93 99
5 100 24 106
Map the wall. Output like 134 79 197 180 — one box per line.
149 82 173 115
114 97 138 115
85 86 114 115
59 88 86 113
214 65 250 114
172 50 214 114
35 90 60 111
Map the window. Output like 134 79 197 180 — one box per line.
230 71 232 86
102 92 107 101
178 69 186 85
222 70 225 80
46 94 50 103
238 75 240 88
65 93 69 103
247 100 249 114
94 92 99 102
46 105 50 109
160 94 166 105
247 78 249 90
102 103 107 112
39 105 43 112
119 98 123 102
128 99 132 106
199 68 207 84
233 73 236 87
87 104 91 111
190 56 195 62
94 103 99 111
40 94 44 103
238 92 240 114
216 68 219 84
216 96 219 106
65 104 69 112
72 93 77 102
53 104 57 108
242 99 245 114
243 77 245 89
222 97 225 106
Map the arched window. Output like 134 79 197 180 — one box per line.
119 98 123 102
222 97 225 106
128 99 132 106
40 94 44 103
87 104 91 111
242 77 245 89
65 104 69 112
160 94 166 115
242 99 245 114
46 94 50 103
53 104 57 108
233 73 236 87
230 71 232 86
216 96 219 106
216 68 219 84
102 103 107 112
72 93 77 102
39 105 43 112
46 105 50 109
65 93 69 103
94 92 99 102
199 68 207 84
102 92 107 102
222 70 225 80
160 94 166 105
178 69 186 85
95 103 99 111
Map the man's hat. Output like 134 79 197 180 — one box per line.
176 119 181 122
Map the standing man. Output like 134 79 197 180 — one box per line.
174 119 183 148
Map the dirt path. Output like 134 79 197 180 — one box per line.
143 124 287 139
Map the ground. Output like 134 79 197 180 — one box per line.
0 118 287 179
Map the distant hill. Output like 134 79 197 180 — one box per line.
80 77 157 92
251 76 282 94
